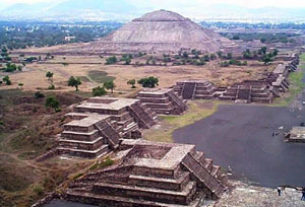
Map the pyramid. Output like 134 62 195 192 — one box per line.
22 10 237 54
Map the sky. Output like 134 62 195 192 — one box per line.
2 0 305 9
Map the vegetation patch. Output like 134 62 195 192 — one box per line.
89 157 114 171
273 53 305 106
88 70 115 83
77 76 91 83
143 100 220 143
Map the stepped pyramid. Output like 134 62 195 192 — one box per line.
22 10 237 54
66 140 229 206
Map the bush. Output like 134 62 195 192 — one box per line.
48 84 55 90
105 56 118 65
92 86 107 96
33 185 44 196
138 77 159 88
34 91 45 99
45 96 60 112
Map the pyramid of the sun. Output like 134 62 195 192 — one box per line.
23 10 237 54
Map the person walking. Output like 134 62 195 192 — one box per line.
301 187 305 201
277 187 281 196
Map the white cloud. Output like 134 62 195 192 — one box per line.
2 0 305 9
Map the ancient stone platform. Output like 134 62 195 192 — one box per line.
58 97 157 158
286 127 305 143
66 140 229 207
138 88 187 115
175 80 217 100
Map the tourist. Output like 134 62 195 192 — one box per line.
301 187 305 200
277 187 281 196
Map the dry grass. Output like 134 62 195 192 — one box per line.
0 55 277 96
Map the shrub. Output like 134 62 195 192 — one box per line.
104 80 116 93
127 79 136 88
45 96 60 112
105 56 118 65
92 86 107 96
138 77 159 88
34 91 45 99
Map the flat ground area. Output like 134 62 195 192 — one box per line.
0 55 277 94
174 104 305 188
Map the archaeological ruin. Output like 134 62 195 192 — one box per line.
26 10 237 55
57 97 157 158
66 139 229 207
286 127 305 143
138 88 187 115
175 80 217 100
175 54 300 104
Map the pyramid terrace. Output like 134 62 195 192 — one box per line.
138 88 187 115
57 97 157 159
66 140 229 207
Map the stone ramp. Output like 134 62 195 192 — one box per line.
167 91 187 114
236 86 252 103
94 120 120 149
129 102 156 129
182 152 228 199
182 83 196 99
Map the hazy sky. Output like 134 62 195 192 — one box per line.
2 0 305 9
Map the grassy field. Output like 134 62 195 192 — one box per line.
0 89 95 207
273 53 305 106
143 100 221 143
88 70 115 84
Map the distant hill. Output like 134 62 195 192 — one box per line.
0 0 138 21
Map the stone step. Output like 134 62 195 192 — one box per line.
123 122 138 133
92 181 197 205
59 137 105 145
193 151 205 164
58 144 109 159
61 130 100 141
66 190 202 207
204 159 213 172
128 171 190 191
211 165 221 178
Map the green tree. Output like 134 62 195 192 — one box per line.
45 96 60 112
68 76 82 91
261 55 273 65
210 54 217 60
105 56 118 65
104 80 116 94
226 53 233 59
3 76 11 85
46 71 55 90
217 51 223 58
138 77 159 88
127 79 136 88
259 47 267 55
92 86 107 96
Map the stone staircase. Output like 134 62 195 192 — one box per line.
235 86 252 103
182 83 196 99
167 91 188 114
182 151 228 199
129 102 156 129
94 120 121 149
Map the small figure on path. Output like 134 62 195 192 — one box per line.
277 187 281 196
301 187 305 201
